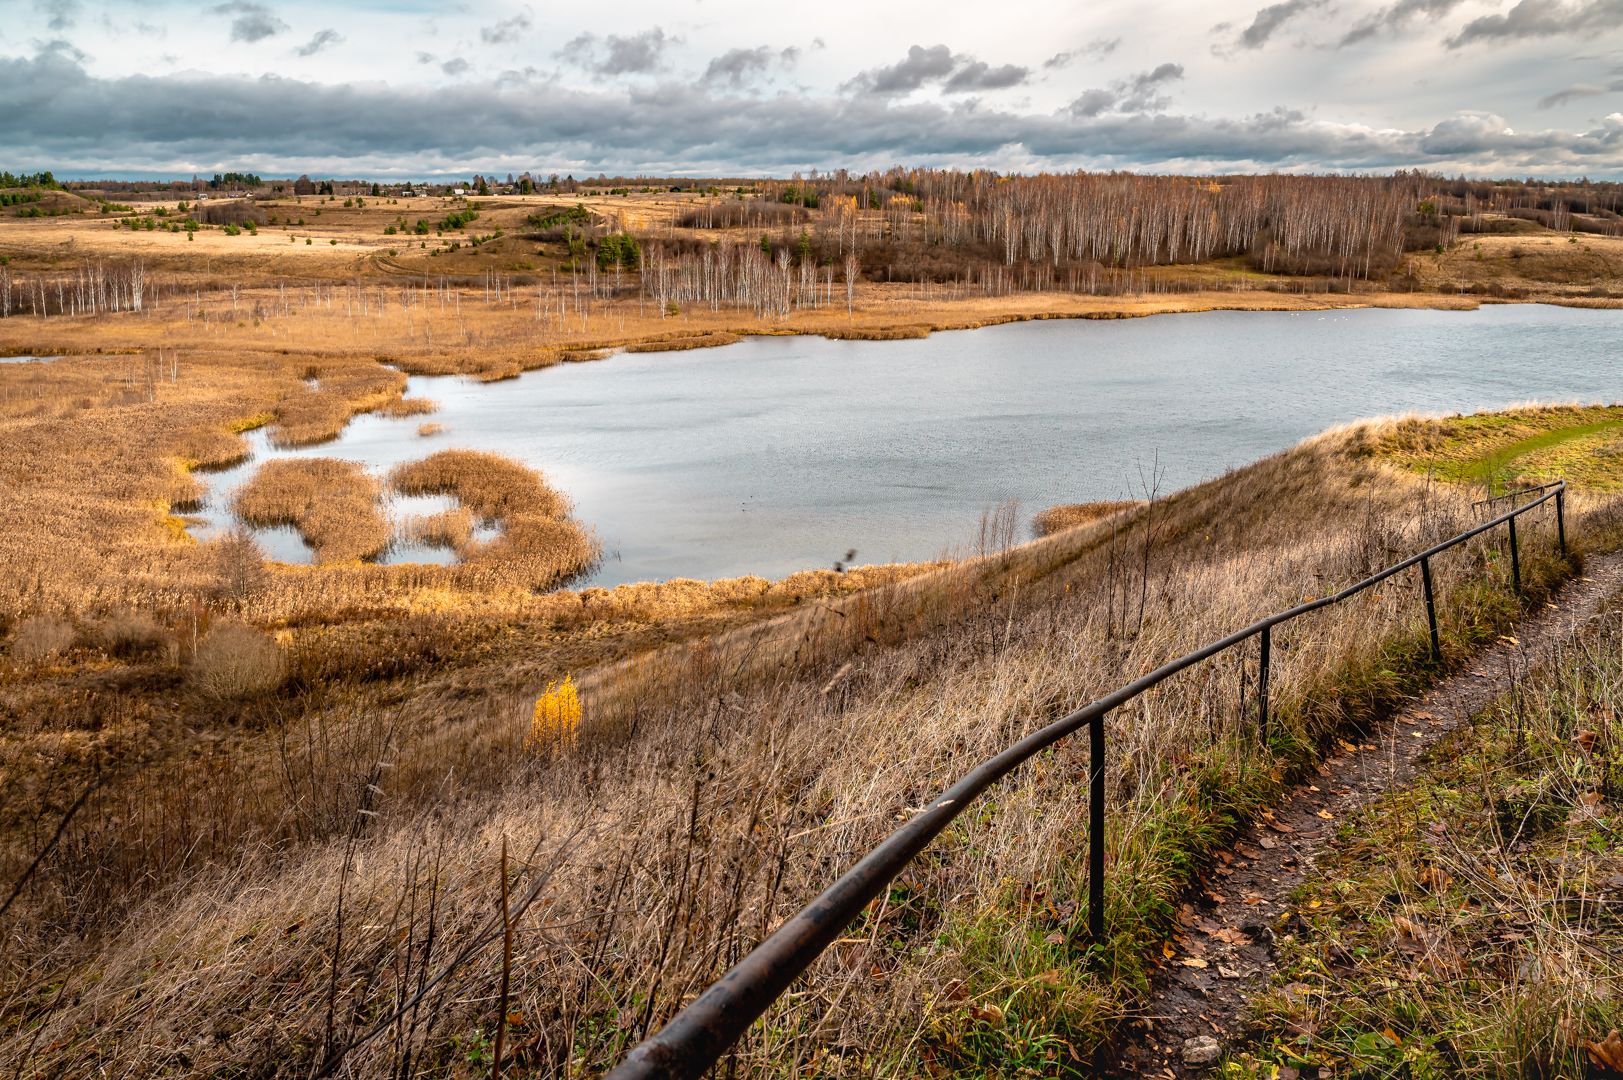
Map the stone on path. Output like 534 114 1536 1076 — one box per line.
1181 1035 1222 1066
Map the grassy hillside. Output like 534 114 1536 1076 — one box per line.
1235 570 1623 1078
3 413 1611 1077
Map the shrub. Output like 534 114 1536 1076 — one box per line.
192 621 284 699
212 529 269 605
91 611 176 662
527 676 580 751
12 616 75 663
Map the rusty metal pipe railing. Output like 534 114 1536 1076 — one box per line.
606 482 1567 1080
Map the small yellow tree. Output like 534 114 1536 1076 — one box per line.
528 675 580 751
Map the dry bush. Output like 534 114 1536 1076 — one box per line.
1033 500 1144 537
88 610 176 662
234 458 390 564
10 615 75 663
212 528 269 605
191 620 284 699
416 422 444 437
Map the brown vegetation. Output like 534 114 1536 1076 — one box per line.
2 417 1609 1077
191 620 285 699
233 457 391 563
3 172 1623 1075
391 449 595 588
1032 499 1145 537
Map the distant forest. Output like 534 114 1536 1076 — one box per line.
631 170 1623 312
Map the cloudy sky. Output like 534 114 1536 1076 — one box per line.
8 0 1623 178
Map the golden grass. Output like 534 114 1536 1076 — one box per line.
233 457 390 563
390 449 595 589
1032 500 1145 537
2 420 1604 1078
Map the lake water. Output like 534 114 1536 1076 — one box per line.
187 304 1623 586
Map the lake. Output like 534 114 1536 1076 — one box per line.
187 304 1623 586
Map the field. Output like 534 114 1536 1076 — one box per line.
3 175 1623 1076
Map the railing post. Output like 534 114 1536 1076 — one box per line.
1419 555 1441 665
1258 625 1271 748
1556 488 1567 556
1088 712 1106 944
1508 515 1521 594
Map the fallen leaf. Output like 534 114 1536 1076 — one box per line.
1178 957 1209 969
1266 819 1296 834
1316 809 1334 820
1162 941 1176 960
1585 1030 1623 1072
1575 729 1600 754
1258 834 1279 850
1417 867 1454 893
1044 931 1066 945
1036 969 1062 986
969 1003 1005 1025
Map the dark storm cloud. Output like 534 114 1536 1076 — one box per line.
1044 37 1121 68
701 45 800 87
209 1 288 44
1232 0 1328 49
1538 76 1623 107
296 29 342 57
1339 0 1465 46
35 0 81 32
1450 0 1623 46
9 47 1623 175
480 13 532 46
846 44 1029 96
563 28 671 76
1069 62 1184 117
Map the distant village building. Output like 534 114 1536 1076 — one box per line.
293 175 317 197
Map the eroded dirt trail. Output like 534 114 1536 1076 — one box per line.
1108 552 1623 1078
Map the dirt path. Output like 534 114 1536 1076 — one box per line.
1107 551 1623 1077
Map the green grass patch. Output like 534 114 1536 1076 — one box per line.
1370 405 1623 494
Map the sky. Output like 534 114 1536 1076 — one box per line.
8 0 1623 179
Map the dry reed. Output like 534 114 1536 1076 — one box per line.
233 457 390 564
0 422 1599 1078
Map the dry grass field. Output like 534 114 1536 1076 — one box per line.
3 404 1617 1076
4 183 1623 1076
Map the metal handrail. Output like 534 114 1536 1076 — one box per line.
1473 480 1563 510
606 482 1568 1079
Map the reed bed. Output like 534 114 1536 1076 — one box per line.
391 449 596 590
0 421 1601 1077
233 457 390 564
1031 499 1145 537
